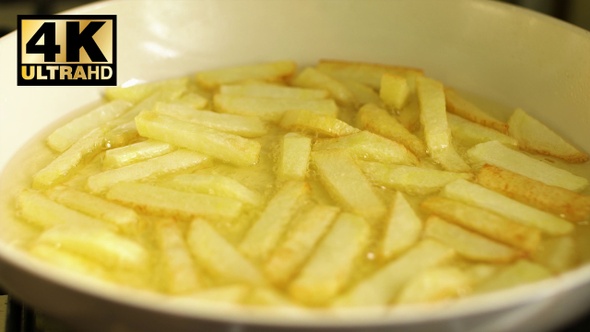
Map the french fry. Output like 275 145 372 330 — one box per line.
395 266 472 305
475 164 590 222
442 179 574 236
355 103 426 157
196 60 297 89
29 243 108 279
165 173 263 206
532 236 578 274
445 88 508 133
106 182 243 220
447 113 517 148
421 196 541 253
264 204 339 285
380 192 423 259
333 239 455 307
380 73 410 110
416 76 470 172
476 259 552 294
291 67 355 105
288 212 369 306
175 91 209 109
424 216 520 263
279 109 359 137
311 150 386 220
47 100 131 152
154 219 202 294
467 140 589 192
17 190 112 229
47 186 138 228
87 149 209 193
239 181 309 262
338 78 383 107
154 102 267 138
213 94 339 122
220 83 329 100
508 108 589 163
186 218 266 285
104 77 189 103
313 131 419 166
317 59 423 89
33 128 105 189
276 133 312 181
397 94 421 132
36 223 148 270
103 140 176 169
135 111 261 166
358 161 472 195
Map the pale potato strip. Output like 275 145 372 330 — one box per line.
445 88 508 133
311 150 386 220
421 196 541 253
104 77 188 103
467 140 588 192
333 239 455 307
355 103 426 157
475 164 590 222
442 179 574 236
476 260 552 294
103 140 176 169
106 182 243 220
213 94 339 122
380 73 410 110
220 83 329 100
47 186 138 227
47 100 131 152
33 128 105 189
380 192 423 259
29 244 109 279
166 173 263 206
424 216 520 263
87 149 209 193
317 59 423 89
279 109 359 137
288 212 369 306
276 133 312 181
196 60 297 89
358 161 472 196
135 111 261 166
291 67 355 105
395 266 472 305
532 236 578 274
187 218 266 285
239 181 309 262
448 113 517 148
264 204 339 285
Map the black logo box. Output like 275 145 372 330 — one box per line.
17 15 117 86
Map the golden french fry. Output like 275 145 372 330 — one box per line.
447 113 517 148
106 182 243 220
288 212 369 306
355 103 426 157
421 196 541 253
476 259 552 294
33 128 105 189
508 108 589 163
213 94 339 122
311 150 386 220
442 179 574 236
467 140 588 192
87 149 209 193
416 76 470 172
291 67 355 105
317 59 423 89
166 173 263 206
424 215 520 263
358 161 472 195
475 164 590 222
380 192 423 259
239 181 309 262
187 218 266 285
264 204 339 285
276 132 312 181
196 60 297 89
135 111 261 166
279 109 359 137
154 219 202 294
397 94 421 132
333 239 455 307
445 88 508 133
47 186 138 228
313 130 419 166
380 73 410 110
154 102 267 138
395 266 472 305
103 140 176 169
220 83 329 100
47 100 131 152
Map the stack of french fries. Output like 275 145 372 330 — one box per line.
14 59 590 309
